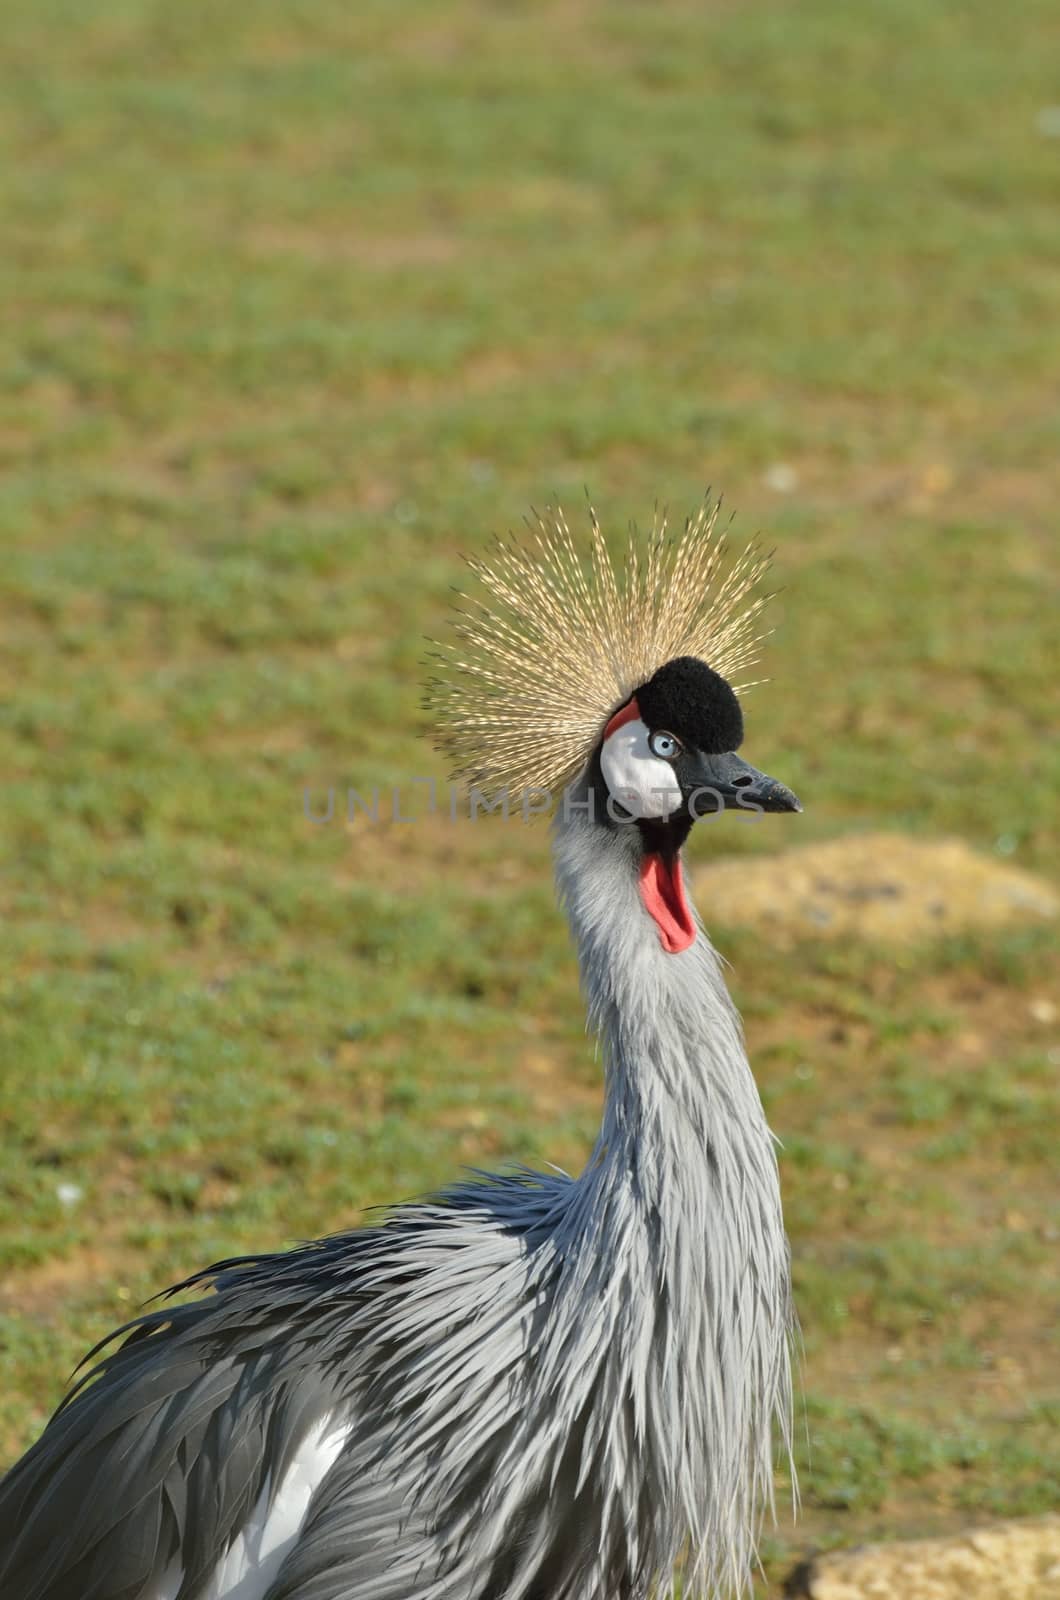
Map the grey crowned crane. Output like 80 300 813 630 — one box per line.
0 501 801 1600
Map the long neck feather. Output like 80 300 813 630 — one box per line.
550 781 795 1599
552 777 765 1143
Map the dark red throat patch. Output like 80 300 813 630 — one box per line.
638 852 696 954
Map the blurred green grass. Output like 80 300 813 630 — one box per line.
1 0 1057 1579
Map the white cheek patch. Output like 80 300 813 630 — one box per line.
600 718 682 819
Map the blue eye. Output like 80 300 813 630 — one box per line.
649 730 681 760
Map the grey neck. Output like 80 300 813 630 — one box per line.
547 775 795 1598
551 776 770 1180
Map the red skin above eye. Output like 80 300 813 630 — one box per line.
603 697 642 740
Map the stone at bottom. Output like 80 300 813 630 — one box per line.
786 1515 1060 1600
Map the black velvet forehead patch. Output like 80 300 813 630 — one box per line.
635 656 744 754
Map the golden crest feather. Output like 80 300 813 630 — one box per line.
425 498 773 797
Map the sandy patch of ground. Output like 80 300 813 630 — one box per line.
788 1513 1060 1599
695 834 1057 945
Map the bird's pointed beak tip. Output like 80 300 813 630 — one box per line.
747 768 802 814
773 784 802 814
754 776 802 813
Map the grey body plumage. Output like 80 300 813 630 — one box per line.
0 506 798 1600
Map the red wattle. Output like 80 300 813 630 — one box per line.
638 852 696 954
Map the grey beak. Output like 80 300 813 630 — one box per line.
684 750 802 817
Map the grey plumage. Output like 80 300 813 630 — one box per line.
0 789 795 1600
2 506 800 1598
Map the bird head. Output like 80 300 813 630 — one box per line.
598 655 800 827
594 654 800 953
426 499 801 951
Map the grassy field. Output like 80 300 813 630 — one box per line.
1 0 1057 1583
